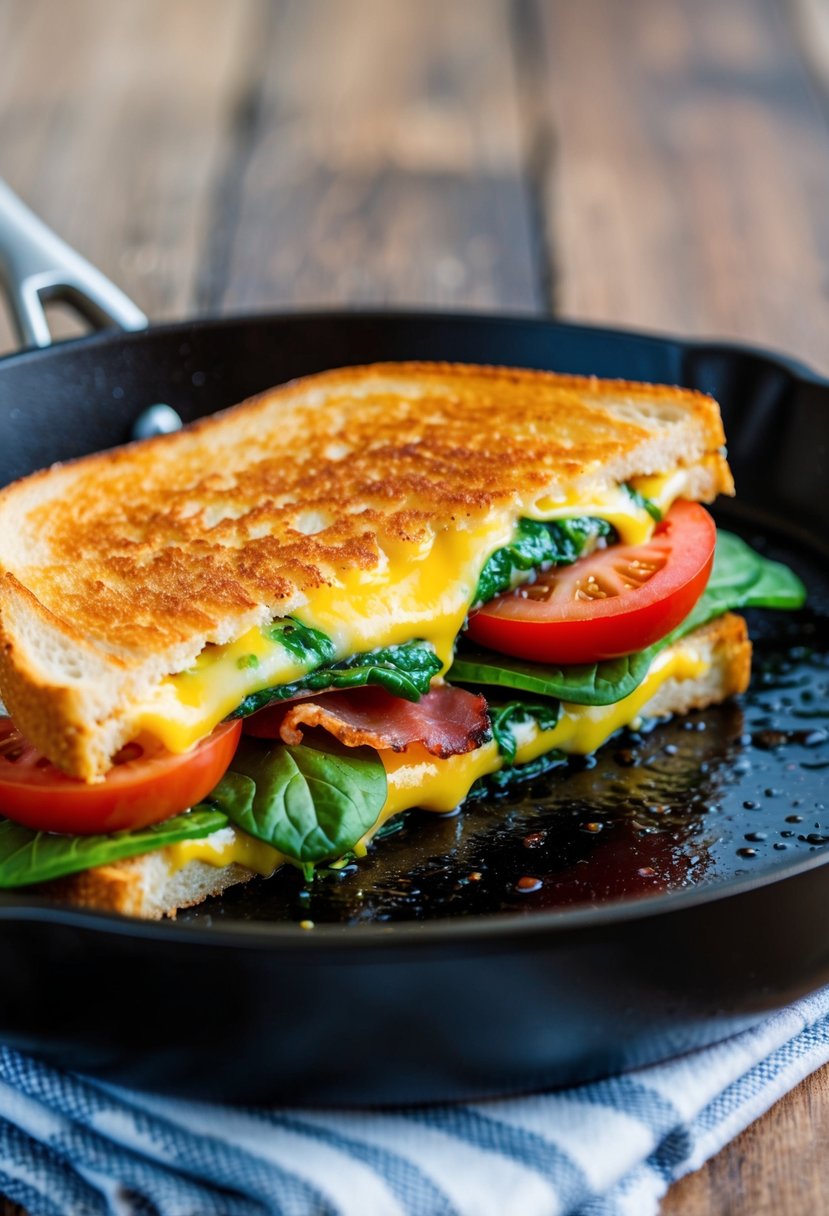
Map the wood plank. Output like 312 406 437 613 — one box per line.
0 0 260 354
213 0 540 313
790 0 829 98
662 1061 829 1214
524 0 829 372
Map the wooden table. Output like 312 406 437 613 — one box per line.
0 0 828 1210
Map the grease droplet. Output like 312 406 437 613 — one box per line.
515 876 543 893
523 832 546 849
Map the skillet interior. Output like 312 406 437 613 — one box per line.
0 312 826 1104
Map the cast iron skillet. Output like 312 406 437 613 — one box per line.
0 188 826 1105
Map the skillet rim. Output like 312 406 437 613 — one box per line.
1 305 827 385
0 306 826 950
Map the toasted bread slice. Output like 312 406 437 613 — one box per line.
0 364 732 780
45 614 750 920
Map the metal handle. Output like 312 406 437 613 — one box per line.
0 179 148 349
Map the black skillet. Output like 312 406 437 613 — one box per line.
0 184 827 1105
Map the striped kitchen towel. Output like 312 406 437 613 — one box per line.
2 984 829 1216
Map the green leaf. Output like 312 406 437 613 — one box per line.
449 648 654 707
473 517 615 608
0 807 228 889
451 531 806 707
230 640 441 718
669 530 807 634
470 749 568 796
488 700 561 761
207 737 387 866
335 642 442 687
650 531 807 656
269 618 336 665
623 482 663 522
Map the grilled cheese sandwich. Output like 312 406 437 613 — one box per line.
0 362 801 921
0 363 731 780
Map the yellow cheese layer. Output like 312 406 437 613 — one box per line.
136 470 691 755
164 641 708 877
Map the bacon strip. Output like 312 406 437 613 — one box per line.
244 684 491 758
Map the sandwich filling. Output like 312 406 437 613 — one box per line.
133 469 692 756
165 637 713 880
0 517 805 897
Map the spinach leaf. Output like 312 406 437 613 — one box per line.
473 517 614 607
449 649 654 707
451 531 806 706
334 642 442 687
0 807 228 888
666 530 806 639
230 641 442 718
488 700 561 762
470 749 567 797
623 482 662 522
205 737 387 869
270 619 336 666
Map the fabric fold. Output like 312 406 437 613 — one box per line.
2 987 829 1216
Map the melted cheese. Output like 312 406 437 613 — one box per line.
136 470 691 755
526 482 653 536
165 641 708 876
165 825 286 878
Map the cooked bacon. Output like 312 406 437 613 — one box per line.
244 684 491 758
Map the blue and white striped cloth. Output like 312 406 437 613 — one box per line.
3 985 829 1216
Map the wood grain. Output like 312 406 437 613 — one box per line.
662 1061 829 1214
0 0 260 353
523 0 829 373
0 0 541 357
211 0 541 313
790 0 829 100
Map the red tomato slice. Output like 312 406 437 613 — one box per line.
0 719 242 835
466 500 716 664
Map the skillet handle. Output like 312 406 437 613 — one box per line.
0 179 148 349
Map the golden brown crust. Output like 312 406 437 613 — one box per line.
0 362 731 654
0 575 129 777
0 362 733 776
643 613 751 718
45 859 147 917
45 855 256 920
704 610 752 697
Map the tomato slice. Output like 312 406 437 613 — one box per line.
0 720 242 835
465 500 716 664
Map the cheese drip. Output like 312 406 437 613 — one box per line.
136 469 692 755
165 641 708 877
